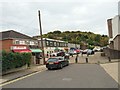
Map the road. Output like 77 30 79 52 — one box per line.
2 64 118 88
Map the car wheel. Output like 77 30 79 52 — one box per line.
59 64 63 69
48 68 51 70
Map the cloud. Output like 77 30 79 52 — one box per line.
0 0 119 36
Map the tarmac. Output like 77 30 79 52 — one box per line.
0 52 119 85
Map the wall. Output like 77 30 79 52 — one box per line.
112 15 120 39
114 35 120 50
103 48 120 59
68 43 76 48
0 39 13 52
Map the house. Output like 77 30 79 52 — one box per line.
0 30 42 64
33 37 68 56
106 15 120 59
107 15 120 50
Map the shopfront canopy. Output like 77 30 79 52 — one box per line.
13 49 31 53
30 49 42 53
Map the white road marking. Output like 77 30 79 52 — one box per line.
0 71 42 87
62 78 72 81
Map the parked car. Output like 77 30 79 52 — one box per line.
64 53 70 59
68 50 75 56
87 49 94 55
81 49 94 55
46 57 69 70
51 52 58 57
57 51 65 57
69 48 81 54
82 49 88 54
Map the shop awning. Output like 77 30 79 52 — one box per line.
13 49 31 53
30 49 42 53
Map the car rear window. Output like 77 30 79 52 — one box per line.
47 58 58 62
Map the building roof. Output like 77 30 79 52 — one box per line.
0 30 35 40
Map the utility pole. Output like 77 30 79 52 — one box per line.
38 10 45 65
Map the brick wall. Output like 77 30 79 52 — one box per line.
0 39 13 52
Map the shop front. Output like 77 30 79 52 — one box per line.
11 45 31 53
30 49 42 64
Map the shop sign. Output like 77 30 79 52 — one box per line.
11 46 27 50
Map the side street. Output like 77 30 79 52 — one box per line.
0 1 120 88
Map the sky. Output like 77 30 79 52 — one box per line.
0 0 119 37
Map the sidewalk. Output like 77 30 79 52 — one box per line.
100 62 119 84
0 65 47 84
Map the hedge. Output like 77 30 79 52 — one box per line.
1 51 32 72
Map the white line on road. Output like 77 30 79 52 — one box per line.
0 71 42 87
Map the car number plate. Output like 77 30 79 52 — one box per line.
49 62 53 64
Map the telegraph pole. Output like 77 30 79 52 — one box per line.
38 10 45 65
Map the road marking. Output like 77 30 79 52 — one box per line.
62 78 72 81
0 71 42 87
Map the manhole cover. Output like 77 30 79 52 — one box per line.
62 78 72 81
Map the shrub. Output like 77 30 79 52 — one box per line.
1 51 32 72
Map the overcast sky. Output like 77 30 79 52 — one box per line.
0 0 119 37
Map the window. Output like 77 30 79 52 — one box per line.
46 41 49 46
50 41 53 46
30 41 35 45
15 40 19 44
26 41 30 45
54 42 56 46
19 41 25 45
57 42 60 47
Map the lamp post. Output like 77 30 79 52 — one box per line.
38 10 45 65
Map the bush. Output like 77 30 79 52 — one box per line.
1 51 32 72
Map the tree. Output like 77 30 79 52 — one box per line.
53 30 61 34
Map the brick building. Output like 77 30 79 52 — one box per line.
0 30 42 64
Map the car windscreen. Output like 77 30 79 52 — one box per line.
47 58 58 62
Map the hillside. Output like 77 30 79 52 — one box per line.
42 30 109 47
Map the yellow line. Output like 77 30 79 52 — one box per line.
0 71 41 87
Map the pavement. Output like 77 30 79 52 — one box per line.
0 52 119 86
0 65 47 84
100 62 119 84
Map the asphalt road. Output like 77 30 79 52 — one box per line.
2 64 118 88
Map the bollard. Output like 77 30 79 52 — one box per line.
75 56 78 63
108 57 111 62
86 57 88 63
